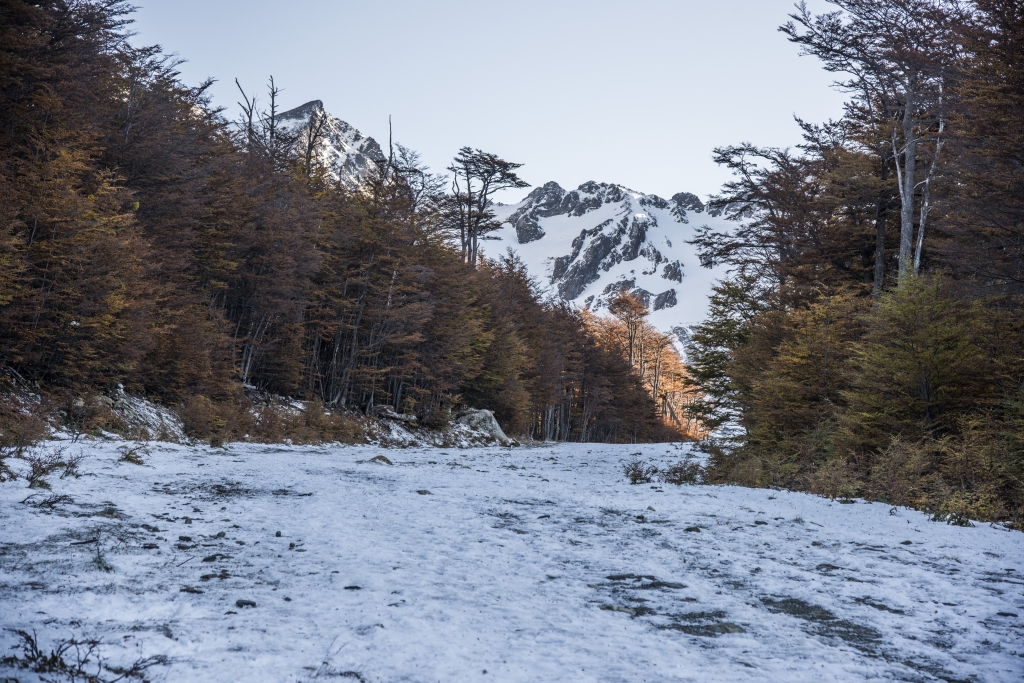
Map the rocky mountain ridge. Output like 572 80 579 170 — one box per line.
489 180 729 337
278 100 385 188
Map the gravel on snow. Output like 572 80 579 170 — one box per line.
1 440 1022 682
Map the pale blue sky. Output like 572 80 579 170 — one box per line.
131 0 847 203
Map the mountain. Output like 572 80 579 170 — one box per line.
278 100 386 187
278 101 729 337
486 181 729 338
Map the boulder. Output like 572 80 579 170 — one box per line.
454 409 511 446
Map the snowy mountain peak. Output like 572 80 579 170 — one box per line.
490 181 730 336
278 100 385 188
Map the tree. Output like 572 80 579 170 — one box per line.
939 0 1024 294
782 0 966 280
445 147 529 267
607 291 649 368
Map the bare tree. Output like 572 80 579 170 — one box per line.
233 76 298 171
300 106 330 179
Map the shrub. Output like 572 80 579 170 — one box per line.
623 458 658 485
25 445 69 489
661 457 702 485
1 628 167 682
810 458 859 501
117 444 147 465
177 395 226 440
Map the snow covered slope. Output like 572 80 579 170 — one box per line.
486 181 731 336
278 100 385 188
2 439 1021 682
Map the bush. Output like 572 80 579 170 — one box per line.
177 395 226 440
1 628 167 682
117 443 147 465
661 457 702 485
0 390 49 481
417 403 452 430
623 458 658 485
55 391 141 440
810 458 860 501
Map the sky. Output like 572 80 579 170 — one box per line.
130 0 848 204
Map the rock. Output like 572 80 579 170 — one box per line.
454 409 511 445
507 181 566 243
202 555 218 562
416 490 433 495
662 261 684 283
599 604 636 616
344 585 361 590
638 581 686 590
685 526 701 533
142 543 159 550
706 622 745 635
180 586 203 594
900 540 913 545
811 541 823 546
277 100 385 189
235 600 256 608
372 405 417 423
754 520 768 525
653 289 677 311
275 531 281 537
179 535 192 542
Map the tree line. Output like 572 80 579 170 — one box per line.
685 0 1024 527
0 0 684 444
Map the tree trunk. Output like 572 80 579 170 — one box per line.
872 152 891 298
897 83 918 281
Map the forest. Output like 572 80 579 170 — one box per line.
683 0 1024 528
0 0 686 447
1 0 1022 528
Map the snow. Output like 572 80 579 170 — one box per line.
2 439 1022 682
486 187 731 335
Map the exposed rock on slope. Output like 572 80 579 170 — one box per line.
489 181 730 333
278 100 385 188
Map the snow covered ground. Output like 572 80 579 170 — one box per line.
1 440 1022 682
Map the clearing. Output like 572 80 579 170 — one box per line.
1 440 1021 682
